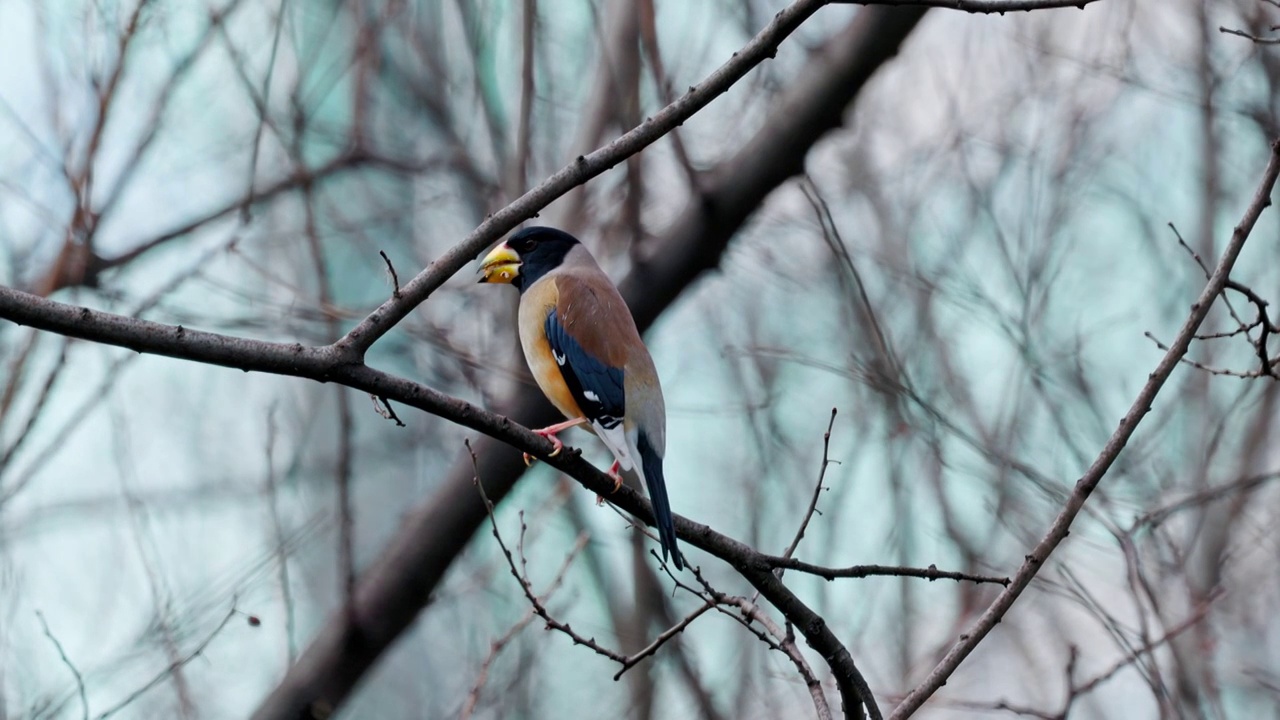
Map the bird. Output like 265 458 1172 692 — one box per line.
477 226 684 570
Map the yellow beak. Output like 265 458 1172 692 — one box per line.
477 242 522 284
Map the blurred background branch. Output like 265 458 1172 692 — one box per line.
3 1 1280 719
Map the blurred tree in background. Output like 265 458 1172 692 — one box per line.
2 0 1280 718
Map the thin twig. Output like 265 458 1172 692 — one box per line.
512 0 536 197
613 595 716 679
1224 279 1278 376
832 0 1104 10
36 611 89 720
468 443 729 686
1144 332 1273 379
780 407 839 571
1195 322 1260 340
459 525 587 720
675 564 833 720
1220 26 1280 44
1169 222 1250 333
0 338 70 471
298 171 358 616
468 440 627 664
766 557 1011 586
96 603 242 720
459 611 540 720
749 407 839 609
379 250 401 298
939 591 1222 718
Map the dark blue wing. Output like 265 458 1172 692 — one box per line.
545 308 625 429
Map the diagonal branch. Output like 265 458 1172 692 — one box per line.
0 274 910 720
888 138 1280 719
331 0 831 360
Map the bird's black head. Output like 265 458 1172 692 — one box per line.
478 226 581 293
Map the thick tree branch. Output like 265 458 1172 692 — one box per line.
0 268 914 719
888 138 1280 718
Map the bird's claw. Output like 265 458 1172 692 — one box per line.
524 427 565 466
595 461 624 505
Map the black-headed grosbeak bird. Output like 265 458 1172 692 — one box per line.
478 226 683 570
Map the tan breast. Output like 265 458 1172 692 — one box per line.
519 277 585 421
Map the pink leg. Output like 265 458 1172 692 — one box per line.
538 417 588 435
523 417 588 466
596 460 624 505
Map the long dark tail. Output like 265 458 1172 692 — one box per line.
637 432 683 570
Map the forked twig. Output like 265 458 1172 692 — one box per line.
467 441 746 685
664 562 832 720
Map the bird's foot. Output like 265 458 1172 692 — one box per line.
522 427 565 467
596 460 623 505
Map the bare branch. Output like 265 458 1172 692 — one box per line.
1224 279 1279 376
831 0 1105 11
471 444 737 690
766 557 1011 586
613 601 717 680
470 441 623 663
674 565 833 720
889 138 1280 719
1220 26 1280 44
779 407 839 570
459 525 584 720
378 250 401 298
1144 331 1276 379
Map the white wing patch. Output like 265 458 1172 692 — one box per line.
593 420 637 475
583 390 600 402
552 349 567 366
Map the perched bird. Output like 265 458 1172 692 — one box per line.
478 226 683 570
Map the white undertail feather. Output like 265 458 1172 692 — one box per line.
592 420 637 474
